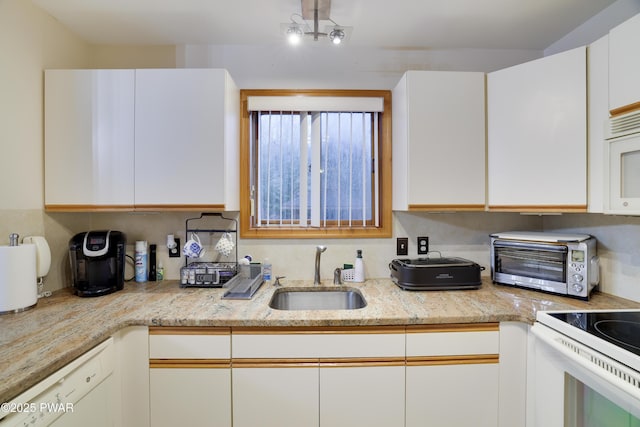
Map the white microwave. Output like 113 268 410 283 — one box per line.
490 231 599 300
605 109 640 214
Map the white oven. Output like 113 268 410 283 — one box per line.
530 311 640 427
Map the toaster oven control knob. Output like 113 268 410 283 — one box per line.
573 283 584 293
572 274 584 282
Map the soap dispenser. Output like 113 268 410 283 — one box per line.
353 249 365 282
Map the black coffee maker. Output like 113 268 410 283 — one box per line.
69 230 126 297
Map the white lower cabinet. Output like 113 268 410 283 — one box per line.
320 364 405 427
150 368 231 427
148 327 232 427
232 364 319 427
144 324 508 427
406 362 499 427
405 324 500 427
231 327 406 427
113 326 150 427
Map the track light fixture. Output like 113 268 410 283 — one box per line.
286 24 304 45
329 27 345 44
281 0 352 46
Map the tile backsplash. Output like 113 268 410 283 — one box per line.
39 210 540 291
2 209 638 303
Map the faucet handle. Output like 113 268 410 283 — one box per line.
274 276 285 287
333 268 343 285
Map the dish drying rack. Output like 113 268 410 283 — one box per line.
180 213 238 288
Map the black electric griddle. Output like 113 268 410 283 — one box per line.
389 256 483 290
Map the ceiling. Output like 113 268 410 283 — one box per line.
32 0 617 50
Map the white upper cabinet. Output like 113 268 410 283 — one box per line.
44 68 239 212
392 71 486 211
609 13 640 115
487 46 587 212
587 35 609 213
45 70 135 210
134 69 239 210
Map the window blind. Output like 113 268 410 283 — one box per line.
247 96 384 112
253 110 377 228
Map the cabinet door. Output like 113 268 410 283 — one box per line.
487 46 587 211
232 330 320 427
231 328 405 427
609 13 640 115
232 365 319 427
134 69 226 208
44 69 135 210
406 324 500 427
587 35 609 213
320 365 404 427
113 326 150 427
150 368 231 427
318 329 405 427
393 71 486 211
149 328 231 427
406 363 499 427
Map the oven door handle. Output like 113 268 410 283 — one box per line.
493 240 568 252
531 323 640 401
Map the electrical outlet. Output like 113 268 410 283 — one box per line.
396 237 408 256
169 238 181 258
417 236 429 255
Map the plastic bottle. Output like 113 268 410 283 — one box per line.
262 258 272 282
157 262 164 281
135 241 148 283
353 249 365 282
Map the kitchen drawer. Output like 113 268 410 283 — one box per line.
317 327 405 358
406 323 499 357
232 327 405 359
232 329 320 359
149 327 230 359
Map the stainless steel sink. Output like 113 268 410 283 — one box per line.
268 287 367 310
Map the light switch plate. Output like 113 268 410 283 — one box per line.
396 237 408 256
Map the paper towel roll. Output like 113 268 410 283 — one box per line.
0 244 37 314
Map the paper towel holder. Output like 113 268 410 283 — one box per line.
22 236 51 278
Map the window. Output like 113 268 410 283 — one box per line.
240 90 392 238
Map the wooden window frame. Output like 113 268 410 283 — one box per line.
239 89 392 239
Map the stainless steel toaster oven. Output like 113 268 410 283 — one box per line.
490 231 599 300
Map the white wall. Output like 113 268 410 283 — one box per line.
0 0 177 290
0 0 90 286
544 214 640 302
90 45 176 68
177 44 541 89
0 0 89 211
545 0 640 55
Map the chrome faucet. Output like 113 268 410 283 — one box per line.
333 268 343 285
314 245 327 285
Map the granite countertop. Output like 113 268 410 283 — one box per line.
1 277 639 403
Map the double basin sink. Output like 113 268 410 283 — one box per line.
269 287 367 311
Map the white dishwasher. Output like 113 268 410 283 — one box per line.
0 338 115 427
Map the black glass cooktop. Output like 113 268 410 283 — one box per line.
549 311 640 357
